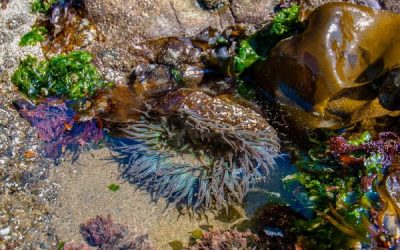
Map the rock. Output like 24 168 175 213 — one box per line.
230 0 275 24
198 0 228 10
379 69 400 111
85 0 229 44
253 3 400 129
0 227 10 236
82 0 232 81
382 0 400 13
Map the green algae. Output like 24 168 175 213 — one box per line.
12 51 112 100
233 4 301 100
283 131 390 248
234 40 261 74
30 0 57 14
170 68 184 86
19 26 48 47
107 183 120 192
348 131 372 146
168 240 184 250
269 4 300 37
56 241 65 250
233 4 300 74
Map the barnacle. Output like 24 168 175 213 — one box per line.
115 89 280 210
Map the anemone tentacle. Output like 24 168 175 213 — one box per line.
115 108 279 210
114 90 280 210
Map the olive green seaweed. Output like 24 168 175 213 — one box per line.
30 0 57 14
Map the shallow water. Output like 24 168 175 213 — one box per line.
2 0 400 249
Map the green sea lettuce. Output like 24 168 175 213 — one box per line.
19 26 48 47
30 0 57 14
234 4 300 74
12 51 112 100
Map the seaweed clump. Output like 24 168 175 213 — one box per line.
253 3 400 129
284 131 400 249
12 51 112 100
188 228 259 250
79 215 153 250
30 0 57 14
116 89 280 210
16 98 103 159
19 26 48 47
233 4 301 74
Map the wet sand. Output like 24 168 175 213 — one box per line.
49 148 232 249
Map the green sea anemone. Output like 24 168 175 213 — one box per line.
114 89 280 210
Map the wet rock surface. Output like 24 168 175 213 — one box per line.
84 0 275 82
84 0 275 43
0 0 59 248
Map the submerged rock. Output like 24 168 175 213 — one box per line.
253 2 400 129
84 0 274 44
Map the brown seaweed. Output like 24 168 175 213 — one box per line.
253 3 400 129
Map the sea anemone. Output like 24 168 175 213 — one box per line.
115 89 280 210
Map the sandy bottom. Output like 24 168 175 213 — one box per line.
49 146 295 249
49 148 232 249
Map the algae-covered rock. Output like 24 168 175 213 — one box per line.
253 3 400 129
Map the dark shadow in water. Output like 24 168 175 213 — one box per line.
244 155 312 219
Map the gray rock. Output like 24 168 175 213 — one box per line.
84 0 276 82
230 0 275 24
84 0 275 43
382 0 400 13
